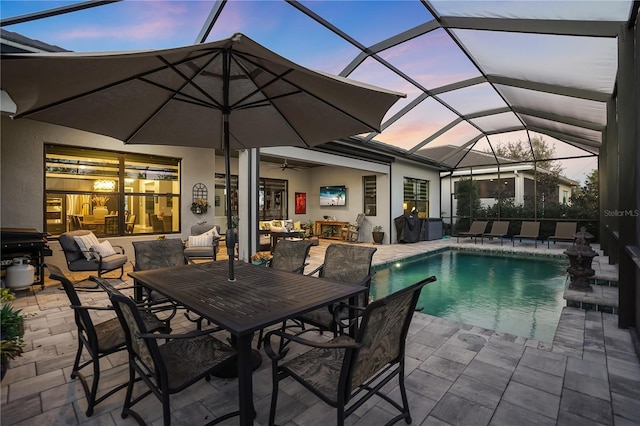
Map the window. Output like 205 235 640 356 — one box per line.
562 190 569 204
477 178 516 199
403 177 429 217
45 144 180 238
363 175 377 216
259 178 288 220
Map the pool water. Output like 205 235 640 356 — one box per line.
370 250 567 342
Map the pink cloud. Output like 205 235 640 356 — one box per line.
55 1 206 42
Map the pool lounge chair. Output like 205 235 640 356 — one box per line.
513 221 541 248
548 222 577 248
456 221 488 244
481 221 510 245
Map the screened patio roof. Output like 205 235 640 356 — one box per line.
1 1 637 180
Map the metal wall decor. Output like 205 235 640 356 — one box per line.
191 183 209 214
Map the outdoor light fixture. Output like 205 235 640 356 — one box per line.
93 179 115 192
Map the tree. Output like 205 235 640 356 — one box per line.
571 169 598 212
491 136 563 174
491 136 563 211
454 178 481 232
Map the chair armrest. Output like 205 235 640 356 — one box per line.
291 262 309 274
137 326 221 341
70 304 114 311
263 329 360 360
305 264 324 277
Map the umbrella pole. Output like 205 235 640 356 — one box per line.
224 116 235 282
223 49 235 282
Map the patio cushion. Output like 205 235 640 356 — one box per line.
73 232 100 260
91 240 116 259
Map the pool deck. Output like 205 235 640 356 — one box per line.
2 238 639 426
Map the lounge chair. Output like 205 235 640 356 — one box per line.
513 221 541 248
481 221 510 245
548 222 577 248
456 221 488 243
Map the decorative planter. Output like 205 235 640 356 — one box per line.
372 231 384 244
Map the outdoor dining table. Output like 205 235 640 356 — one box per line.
128 260 366 425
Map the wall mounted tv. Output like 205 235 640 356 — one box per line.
320 186 347 206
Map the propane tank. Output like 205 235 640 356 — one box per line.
6 257 35 290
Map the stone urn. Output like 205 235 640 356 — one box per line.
564 226 598 292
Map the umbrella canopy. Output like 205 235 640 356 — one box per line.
1 33 405 279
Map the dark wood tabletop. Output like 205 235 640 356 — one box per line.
129 260 363 336
128 260 366 426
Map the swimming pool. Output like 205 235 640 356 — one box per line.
370 250 567 342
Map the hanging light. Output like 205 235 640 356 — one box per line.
93 179 115 192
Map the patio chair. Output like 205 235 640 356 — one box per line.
183 224 221 263
481 221 510 245
107 288 239 426
548 222 577 248
513 221 541 248
341 213 366 242
295 244 377 337
264 275 437 426
455 221 488 243
46 263 169 417
131 239 186 324
256 239 313 348
58 230 128 286
268 239 313 274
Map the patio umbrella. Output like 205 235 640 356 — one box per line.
1 33 405 280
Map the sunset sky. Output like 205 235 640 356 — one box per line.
2 0 618 183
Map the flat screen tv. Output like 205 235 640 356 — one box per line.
320 185 346 206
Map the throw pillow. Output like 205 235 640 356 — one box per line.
73 233 101 260
293 221 301 230
91 240 116 259
188 232 213 247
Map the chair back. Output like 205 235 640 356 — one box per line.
125 214 136 234
46 263 99 349
489 221 509 235
59 230 93 263
270 240 312 273
132 239 186 271
69 215 83 231
108 291 163 382
555 222 577 237
346 275 436 396
321 244 376 284
468 221 488 234
104 215 118 235
149 214 164 232
321 244 376 306
519 221 540 236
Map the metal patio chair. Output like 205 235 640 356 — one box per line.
264 275 437 426
296 244 377 337
46 263 169 417
107 288 239 426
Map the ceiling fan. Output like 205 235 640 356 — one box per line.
276 158 302 171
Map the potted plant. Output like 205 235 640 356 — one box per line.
191 198 210 214
1 289 26 379
372 225 385 244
